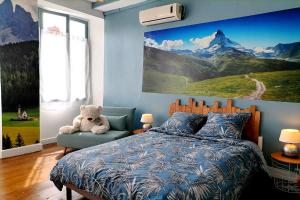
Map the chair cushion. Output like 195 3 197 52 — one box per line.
105 115 127 131
102 107 136 131
57 130 130 149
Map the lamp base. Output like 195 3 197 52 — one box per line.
282 143 299 158
143 123 152 132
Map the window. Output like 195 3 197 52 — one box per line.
40 9 89 102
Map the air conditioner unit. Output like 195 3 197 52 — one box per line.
139 3 183 26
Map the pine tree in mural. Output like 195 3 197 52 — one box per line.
15 133 25 147
2 134 13 149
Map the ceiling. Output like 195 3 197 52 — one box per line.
86 0 148 12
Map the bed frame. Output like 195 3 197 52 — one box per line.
64 98 261 200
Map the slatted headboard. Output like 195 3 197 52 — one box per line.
168 98 261 144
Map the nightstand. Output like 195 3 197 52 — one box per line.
132 129 144 134
270 152 300 193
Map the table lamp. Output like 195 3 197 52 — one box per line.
279 129 300 157
141 114 154 131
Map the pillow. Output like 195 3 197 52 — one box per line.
160 112 207 135
195 112 251 140
105 115 127 131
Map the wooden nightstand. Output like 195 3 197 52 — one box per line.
132 129 144 134
270 152 300 193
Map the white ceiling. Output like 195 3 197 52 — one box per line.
86 0 148 12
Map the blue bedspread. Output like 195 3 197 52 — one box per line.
50 129 267 200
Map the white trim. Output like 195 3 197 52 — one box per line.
1 143 42 159
41 137 57 145
94 0 147 12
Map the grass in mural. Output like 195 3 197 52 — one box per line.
249 70 300 102
2 127 39 147
143 69 256 97
144 68 300 102
2 107 39 127
185 75 256 98
2 107 39 149
143 69 191 93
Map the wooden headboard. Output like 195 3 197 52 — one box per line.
168 98 261 144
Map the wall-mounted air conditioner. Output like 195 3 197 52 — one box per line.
139 3 183 26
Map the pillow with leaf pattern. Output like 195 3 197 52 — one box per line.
195 112 251 140
160 112 207 135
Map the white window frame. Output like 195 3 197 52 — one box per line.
39 8 90 103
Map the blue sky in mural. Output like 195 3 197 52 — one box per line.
145 7 300 50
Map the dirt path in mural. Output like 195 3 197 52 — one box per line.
243 75 266 100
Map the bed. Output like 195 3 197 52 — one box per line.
50 99 268 200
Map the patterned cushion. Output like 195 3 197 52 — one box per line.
160 112 207 135
196 112 251 140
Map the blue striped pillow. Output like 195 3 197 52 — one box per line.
160 112 207 135
196 112 251 140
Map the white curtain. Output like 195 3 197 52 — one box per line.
70 35 90 101
40 29 90 103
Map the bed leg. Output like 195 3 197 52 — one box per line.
66 187 72 200
63 147 68 155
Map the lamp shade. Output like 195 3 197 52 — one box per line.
141 114 154 123
279 129 300 143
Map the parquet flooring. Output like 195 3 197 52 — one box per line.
0 144 86 200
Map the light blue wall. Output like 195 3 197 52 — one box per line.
104 0 300 162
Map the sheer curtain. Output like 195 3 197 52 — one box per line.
40 13 91 104
40 30 69 102
69 20 90 102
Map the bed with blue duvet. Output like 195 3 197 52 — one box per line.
50 99 269 200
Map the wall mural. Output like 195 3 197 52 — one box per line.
0 0 39 150
143 7 300 102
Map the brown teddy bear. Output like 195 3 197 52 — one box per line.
59 105 110 134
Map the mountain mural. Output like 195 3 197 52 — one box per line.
143 7 300 102
171 30 255 58
168 30 300 62
0 0 38 45
1 0 40 150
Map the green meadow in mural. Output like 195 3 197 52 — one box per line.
143 7 300 102
0 0 39 150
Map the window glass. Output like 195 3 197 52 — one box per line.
42 12 67 34
70 20 86 38
70 20 87 101
40 10 89 102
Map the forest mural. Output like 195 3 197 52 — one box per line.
143 7 300 102
0 0 39 150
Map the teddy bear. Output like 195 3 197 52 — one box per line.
59 105 110 135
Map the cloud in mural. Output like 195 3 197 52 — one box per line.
144 37 159 48
144 37 184 50
190 32 217 49
0 0 37 21
161 40 184 50
253 47 274 53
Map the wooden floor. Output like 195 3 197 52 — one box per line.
0 144 87 200
1 144 299 200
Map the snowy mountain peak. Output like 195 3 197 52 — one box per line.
215 29 225 38
191 29 242 53
209 30 239 49
0 0 38 45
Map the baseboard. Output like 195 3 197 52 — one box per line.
41 137 57 145
1 143 43 159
